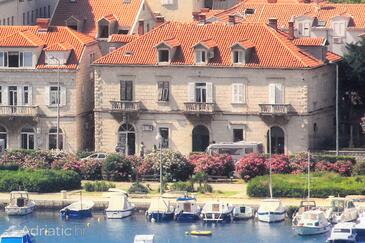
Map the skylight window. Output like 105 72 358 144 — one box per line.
244 8 255 15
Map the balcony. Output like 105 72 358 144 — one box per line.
0 106 39 117
184 102 215 115
110 101 141 113
259 104 290 115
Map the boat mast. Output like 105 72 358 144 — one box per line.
160 140 163 197
269 128 273 199
307 151 310 200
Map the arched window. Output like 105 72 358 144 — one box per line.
117 123 135 155
21 126 35 149
49 127 63 150
0 125 7 149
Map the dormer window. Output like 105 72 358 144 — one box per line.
97 14 117 39
193 39 217 65
158 49 170 63
45 51 69 65
231 39 255 65
196 50 207 64
233 50 244 64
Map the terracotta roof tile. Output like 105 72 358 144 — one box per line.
326 51 342 62
156 37 181 48
108 34 139 43
95 22 325 69
233 39 256 49
0 26 96 69
0 30 45 47
51 0 144 37
194 39 218 49
44 41 74 51
292 37 326 46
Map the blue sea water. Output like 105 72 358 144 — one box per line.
0 211 329 243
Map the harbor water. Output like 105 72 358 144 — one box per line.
0 211 330 243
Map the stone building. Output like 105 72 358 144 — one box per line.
93 21 341 155
0 19 101 152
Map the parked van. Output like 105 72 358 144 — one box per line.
206 141 264 161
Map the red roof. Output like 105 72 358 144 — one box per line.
51 0 145 37
95 22 327 69
209 2 365 29
292 37 326 46
109 34 139 43
0 26 96 69
233 39 256 49
326 51 342 62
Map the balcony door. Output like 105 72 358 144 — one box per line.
267 126 285 154
188 82 213 103
8 86 17 106
117 123 135 156
192 125 210 152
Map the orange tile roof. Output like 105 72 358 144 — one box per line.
0 26 96 69
233 39 256 49
326 51 342 62
44 41 74 51
292 37 326 46
157 38 181 48
0 30 45 47
51 0 145 37
209 2 365 29
108 34 139 43
194 39 218 49
95 22 326 69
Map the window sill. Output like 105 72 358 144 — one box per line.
231 103 246 105
48 105 65 108
157 100 169 104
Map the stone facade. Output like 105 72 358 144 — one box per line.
94 64 336 155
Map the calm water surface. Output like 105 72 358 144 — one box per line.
0 211 330 243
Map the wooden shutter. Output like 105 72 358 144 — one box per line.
17 86 23 105
269 83 276 104
206 82 213 103
157 81 163 101
44 86 49 105
2 86 8 105
188 82 195 102
163 81 169 101
126 81 133 101
232 83 244 103
28 86 33 105
120 81 126 101
61 86 67 106
275 83 284 104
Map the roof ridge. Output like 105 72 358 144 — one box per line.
19 30 44 46
64 26 93 45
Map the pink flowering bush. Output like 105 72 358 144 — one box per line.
189 153 235 177
235 153 268 182
289 153 314 174
268 154 291 174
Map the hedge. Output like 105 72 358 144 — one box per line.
0 170 81 193
247 173 365 198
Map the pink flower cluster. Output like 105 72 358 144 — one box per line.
189 153 235 177
235 153 268 182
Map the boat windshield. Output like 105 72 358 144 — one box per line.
302 213 319 220
260 201 280 211
331 200 345 211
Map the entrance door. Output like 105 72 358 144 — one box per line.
9 86 17 106
267 126 285 154
118 123 136 156
192 125 210 152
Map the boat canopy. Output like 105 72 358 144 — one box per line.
107 194 130 211
259 199 282 212
64 200 94 211
202 202 230 213
301 210 325 220
147 198 170 213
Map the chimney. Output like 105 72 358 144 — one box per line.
192 12 200 21
36 18 50 32
228 15 236 26
138 19 144 35
268 18 278 30
288 21 294 40
198 14 206 25
155 16 165 27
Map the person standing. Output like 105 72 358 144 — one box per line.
140 142 145 158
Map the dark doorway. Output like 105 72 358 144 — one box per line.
267 126 285 154
204 0 213 8
192 125 210 152
118 123 136 156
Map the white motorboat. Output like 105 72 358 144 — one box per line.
60 200 94 219
294 210 331 236
0 226 33 243
174 196 200 222
105 189 135 219
200 201 234 223
327 222 357 243
257 198 286 223
5 191 35 216
326 197 358 224
134 235 154 243
354 213 365 241
146 198 174 222
233 204 255 220
292 200 317 225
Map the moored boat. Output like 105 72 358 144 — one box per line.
292 200 317 225
105 189 135 219
326 197 358 224
174 196 200 222
60 200 94 219
233 204 255 220
294 210 331 236
5 191 35 216
200 201 234 223
327 222 357 243
146 197 174 222
257 199 286 223
0 226 33 243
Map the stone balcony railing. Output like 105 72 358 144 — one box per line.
110 101 141 112
259 104 290 115
0 105 39 117
184 102 215 114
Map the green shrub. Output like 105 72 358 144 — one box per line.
0 163 19 171
83 181 115 192
102 154 135 181
353 162 365 175
170 181 194 192
76 151 95 159
0 169 81 193
247 173 365 198
127 182 149 194
197 183 213 193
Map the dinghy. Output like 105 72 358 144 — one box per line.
60 200 94 219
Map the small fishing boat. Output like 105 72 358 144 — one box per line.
200 201 234 223
146 197 174 222
186 230 212 236
174 196 200 222
5 191 36 216
327 222 357 243
0 227 33 243
257 199 286 223
134 235 154 243
233 204 255 220
326 197 358 224
105 189 135 219
294 210 331 236
60 200 94 219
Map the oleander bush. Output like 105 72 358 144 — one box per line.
140 150 194 181
235 153 268 182
102 154 135 181
247 173 365 198
353 161 365 175
189 153 235 177
0 169 81 193
127 182 149 194
83 181 115 192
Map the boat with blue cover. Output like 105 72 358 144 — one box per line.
174 196 200 222
146 197 174 222
0 227 33 243
60 200 94 219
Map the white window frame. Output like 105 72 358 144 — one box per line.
232 50 244 64
20 127 35 150
232 83 245 104
0 51 32 68
195 49 207 64
333 22 346 37
158 49 170 64
157 81 169 102
269 83 284 104
47 86 66 107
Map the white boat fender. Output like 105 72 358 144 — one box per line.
151 218 156 223
87 223 91 227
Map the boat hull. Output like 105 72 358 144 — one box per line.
295 225 331 236
60 209 92 219
175 212 200 222
5 206 35 216
146 212 174 222
106 208 134 219
257 211 286 223
202 212 233 223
